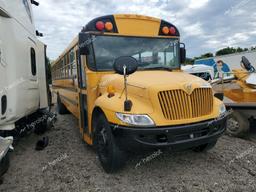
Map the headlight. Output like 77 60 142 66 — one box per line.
219 103 226 115
116 113 155 127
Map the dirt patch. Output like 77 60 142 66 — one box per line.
1 110 256 192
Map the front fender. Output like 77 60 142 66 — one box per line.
94 93 154 125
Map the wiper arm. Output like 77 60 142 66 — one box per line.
143 66 173 71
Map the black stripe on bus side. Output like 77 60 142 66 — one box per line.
52 85 77 92
60 94 78 106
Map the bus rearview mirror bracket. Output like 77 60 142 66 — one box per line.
79 33 91 55
180 43 186 64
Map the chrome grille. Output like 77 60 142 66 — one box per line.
158 88 213 120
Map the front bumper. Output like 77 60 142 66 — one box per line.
111 113 228 151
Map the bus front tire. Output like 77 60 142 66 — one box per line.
94 113 126 173
57 94 69 115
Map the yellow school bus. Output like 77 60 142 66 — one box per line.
51 14 228 173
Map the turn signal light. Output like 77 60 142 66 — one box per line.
95 21 113 31
105 22 113 31
162 26 169 35
96 21 105 31
107 85 115 98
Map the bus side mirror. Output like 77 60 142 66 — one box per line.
180 43 186 64
31 0 39 6
36 30 43 37
113 56 138 75
241 56 255 72
79 33 91 55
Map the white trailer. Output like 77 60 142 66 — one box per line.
0 0 55 137
195 50 256 70
0 0 57 178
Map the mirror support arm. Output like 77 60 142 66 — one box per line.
123 65 132 111
123 66 128 101
31 0 39 6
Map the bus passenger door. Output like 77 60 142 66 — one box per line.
77 50 89 143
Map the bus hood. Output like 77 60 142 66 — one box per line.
100 71 211 98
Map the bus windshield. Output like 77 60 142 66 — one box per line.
90 35 180 71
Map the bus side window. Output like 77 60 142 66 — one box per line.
69 49 76 78
65 55 69 78
31 47 36 76
67 55 70 78
64 55 68 78
61 59 64 78
52 66 55 80
76 49 86 88
58 61 61 79
55 65 57 79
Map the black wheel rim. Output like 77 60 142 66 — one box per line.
227 118 240 134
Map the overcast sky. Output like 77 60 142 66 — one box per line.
32 0 256 60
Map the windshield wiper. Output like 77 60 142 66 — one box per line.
141 66 173 71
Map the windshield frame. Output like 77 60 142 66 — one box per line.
85 33 181 72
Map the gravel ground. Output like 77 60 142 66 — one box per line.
1 109 256 192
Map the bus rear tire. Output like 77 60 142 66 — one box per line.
226 111 250 137
94 113 126 173
57 94 69 115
